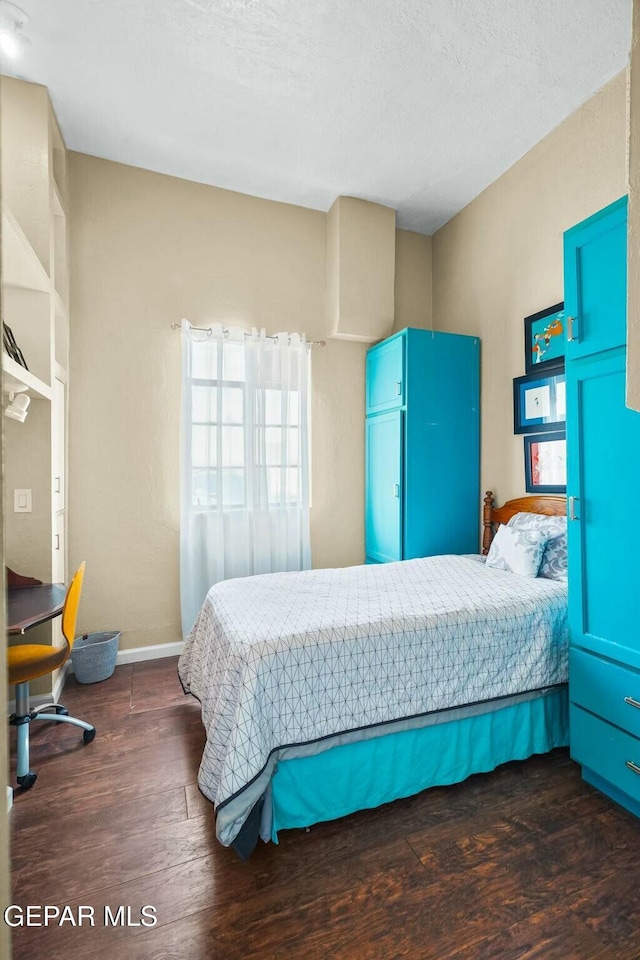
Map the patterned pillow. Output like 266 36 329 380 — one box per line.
485 524 548 578
507 512 568 581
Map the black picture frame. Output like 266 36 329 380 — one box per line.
513 368 565 435
2 322 28 370
524 431 566 494
524 302 565 374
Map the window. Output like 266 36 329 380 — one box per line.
187 337 307 510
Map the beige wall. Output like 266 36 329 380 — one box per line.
432 72 628 503
68 154 430 649
628 0 640 411
393 229 433 332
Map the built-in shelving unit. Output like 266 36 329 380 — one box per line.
52 180 64 218
1 209 51 293
2 354 52 400
2 77 70 697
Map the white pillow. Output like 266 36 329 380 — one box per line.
506 512 568 581
485 524 548 578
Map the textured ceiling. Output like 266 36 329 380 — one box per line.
3 0 633 233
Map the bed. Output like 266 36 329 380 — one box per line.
179 491 569 857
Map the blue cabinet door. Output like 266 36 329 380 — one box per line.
365 411 402 563
563 196 628 359
366 334 405 414
566 349 640 669
403 330 480 558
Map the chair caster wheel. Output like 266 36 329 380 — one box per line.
17 772 37 789
83 728 96 745
54 706 69 716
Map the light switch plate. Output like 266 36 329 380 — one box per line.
14 489 32 513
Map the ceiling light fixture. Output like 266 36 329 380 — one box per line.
0 2 29 60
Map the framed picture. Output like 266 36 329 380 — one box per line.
524 302 565 373
513 369 565 434
2 322 29 370
524 431 566 494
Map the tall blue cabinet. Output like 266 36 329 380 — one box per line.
565 196 640 819
365 327 480 564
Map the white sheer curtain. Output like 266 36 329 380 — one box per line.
180 321 312 636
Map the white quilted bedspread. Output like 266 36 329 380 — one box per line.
178 555 568 843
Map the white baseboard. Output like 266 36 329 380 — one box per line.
65 640 185 671
115 641 185 665
64 641 185 676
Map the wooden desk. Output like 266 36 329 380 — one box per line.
7 584 66 635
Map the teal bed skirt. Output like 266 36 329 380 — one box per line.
270 686 569 842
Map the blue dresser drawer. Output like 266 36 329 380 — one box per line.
570 647 640 738
570 704 640 805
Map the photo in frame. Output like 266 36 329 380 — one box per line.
513 368 565 435
524 431 566 494
524 302 565 374
2 322 29 370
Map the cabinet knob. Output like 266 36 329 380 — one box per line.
54 476 61 494
624 696 640 710
566 316 578 342
393 483 400 498
568 496 580 521
54 534 60 551
395 381 402 396
626 760 640 776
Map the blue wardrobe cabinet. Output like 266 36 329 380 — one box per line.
365 327 480 564
565 195 640 819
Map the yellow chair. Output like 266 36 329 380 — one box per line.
8 562 95 789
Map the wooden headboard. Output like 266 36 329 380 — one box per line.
482 490 567 555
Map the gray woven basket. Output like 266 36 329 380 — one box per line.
71 631 121 684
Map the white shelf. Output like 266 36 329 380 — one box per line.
1 209 51 293
2 353 52 400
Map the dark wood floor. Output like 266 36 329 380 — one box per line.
8 658 640 960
